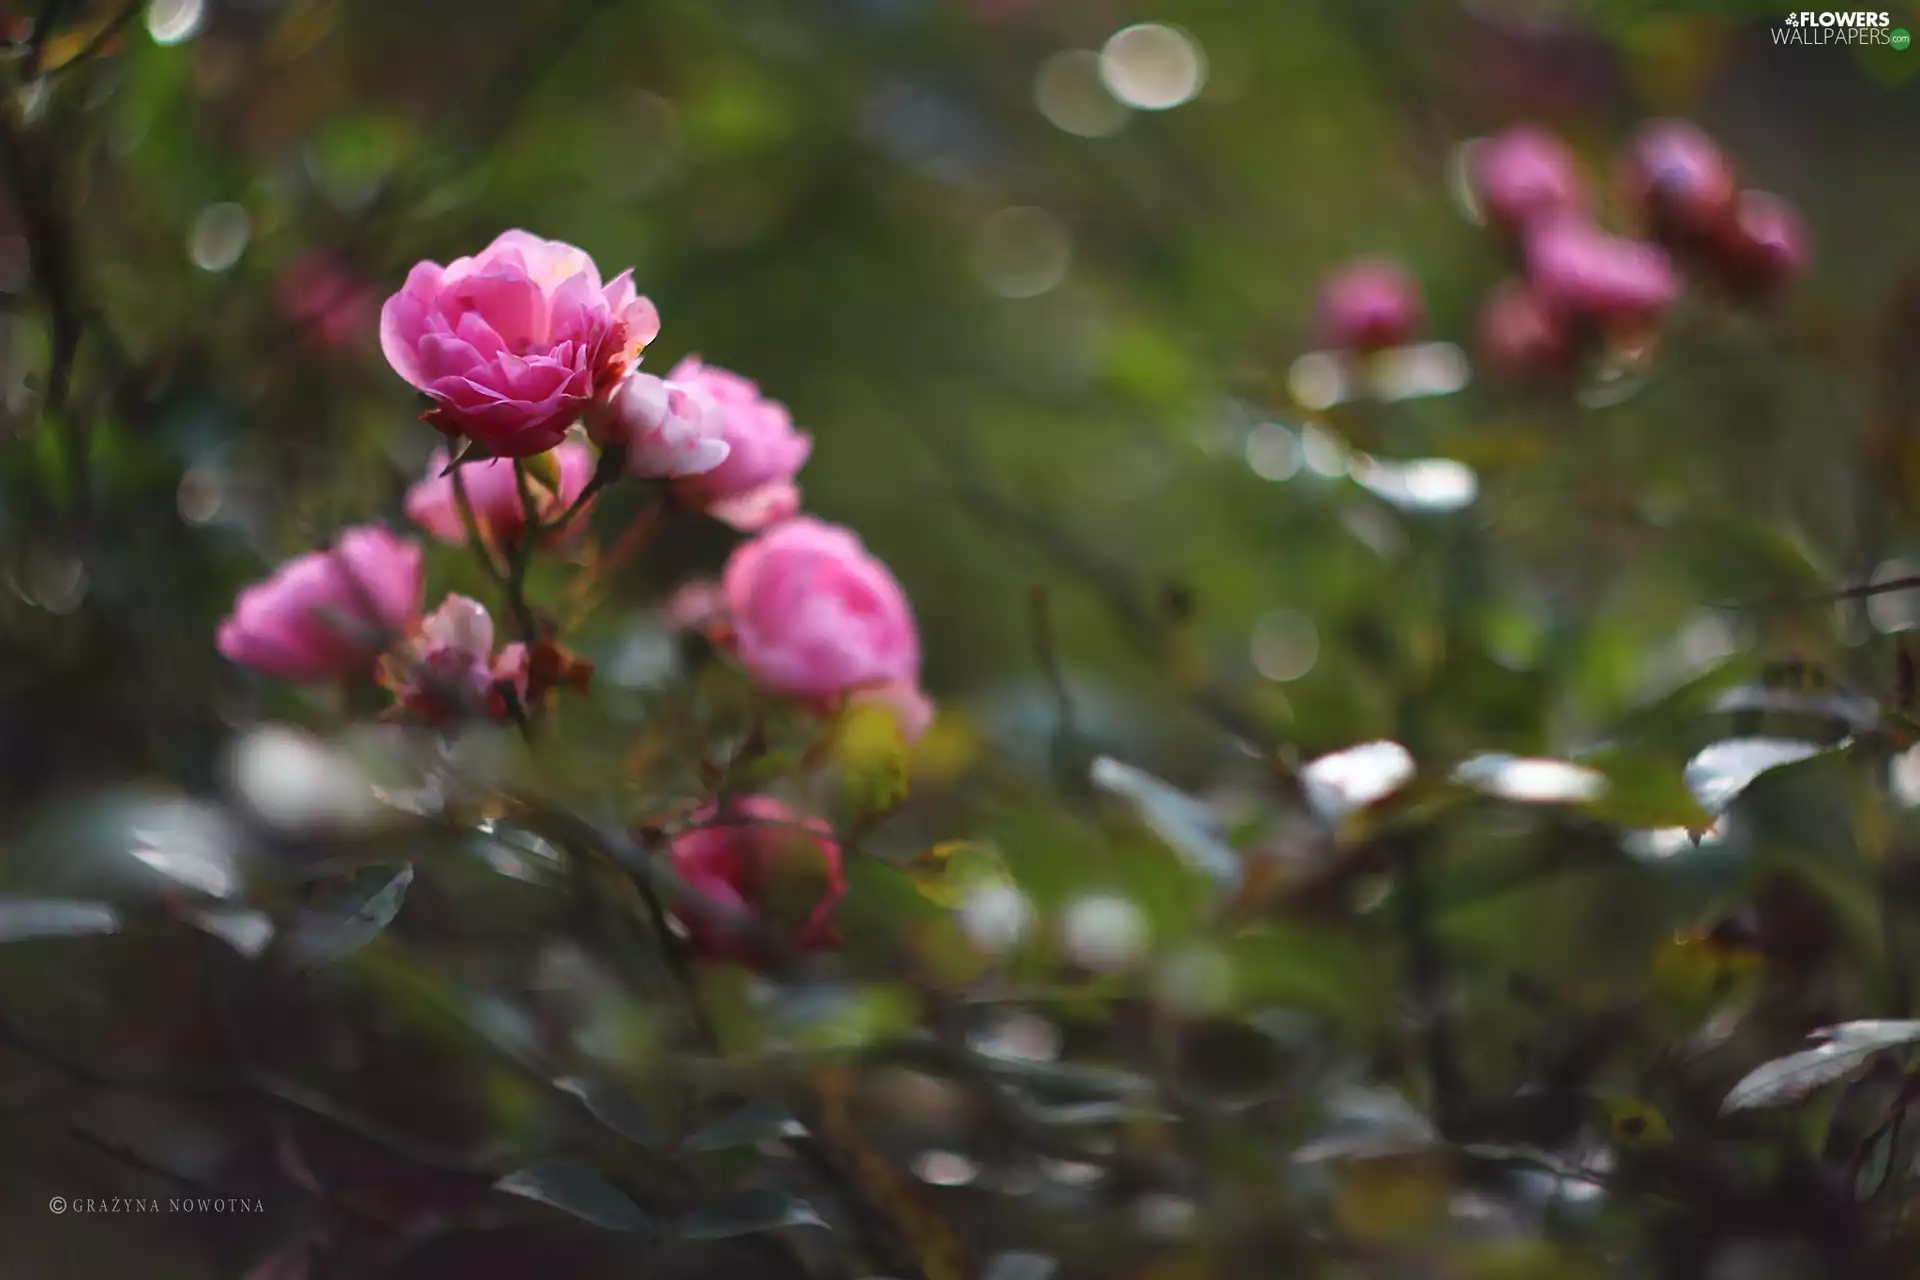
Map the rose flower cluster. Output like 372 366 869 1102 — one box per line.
1310 119 1809 383
216 230 925 959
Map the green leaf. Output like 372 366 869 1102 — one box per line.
286 864 413 967
0 898 120 941
834 700 910 822
680 1188 829 1239
1579 748 1712 829
684 1101 806 1152
1089 756 1240 889
553 1076 661 1149
493 1160 653 1231
1722 1021 1920 1113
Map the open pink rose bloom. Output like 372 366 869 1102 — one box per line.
380 230 660 457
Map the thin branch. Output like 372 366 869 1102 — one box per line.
44 0 139 79
23 0 65 79
1028 585 1076 739
449 464 509 585
544 441 624 535
1391 831 1464 1137
0 100 88 538
507 460 540 643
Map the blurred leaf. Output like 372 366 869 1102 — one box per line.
493 1160 653 1231
286 864 414 966
521 450 561 499
1602 1097 1673 1147
1685 738 1834 815
905 841 1006 909
981 1253 1060 1280
1581 748 1712 828
1668 507 1832 600
1295 1086 1437 1163
1089 756 1240 889
1722 1022 1920 1113
835 701 910 822
684 1100 806 1152
553 1076 661 1149
680 1188 829 1239
0 898 120 941
185 907 276 958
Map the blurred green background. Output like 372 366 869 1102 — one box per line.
9 0 1920 1276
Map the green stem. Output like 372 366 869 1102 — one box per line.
508 461 540 643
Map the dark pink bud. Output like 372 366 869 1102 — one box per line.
1314 258 1424 352
1620 119 1736 245
1477 279 1570 380
1471 125 1587 233
1713 190 1810 297
1524 217 1679 329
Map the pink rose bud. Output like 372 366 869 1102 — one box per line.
217 525 423 683
1524 217 1679 328
395 594 501 723
588 371 731 478
850 676 936 745
379 230 660 458
721 517 920 699
1712 190 1810 297
1471 125 1587 233
665 578 727 636
1314 258 1424 352
1476 279 1571 379
1620 119 1736 245
405 441 598 549
670 796 846 961
665 357 812 531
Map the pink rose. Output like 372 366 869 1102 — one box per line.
588 370 730 478
665 578 727 636
665 357 811 531
671 796 846 961
405 441 598 549
379 230 660 458
1314 258 1424 352
393 594 502 722
217 525 423 683
721 518 920 699
1620 119 1736 246
1476 279 1570 380
1524 217 1678 328
1472 125 1587 234
1712 190 1810 297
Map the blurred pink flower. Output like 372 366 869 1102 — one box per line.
666 357 811 531
405 441 598 549
1620 120 1736 245
1477 279 1570 380
217 525 423 683
665 578 727 636
277 252 376 352
1713 190 1811 296
588 370 731 478
671 795 846 961
1314 258 1423 352
379 230 660 457
391 594 522 723
721 517 921 700
1472 125 1587 233
1524 217 1678 328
